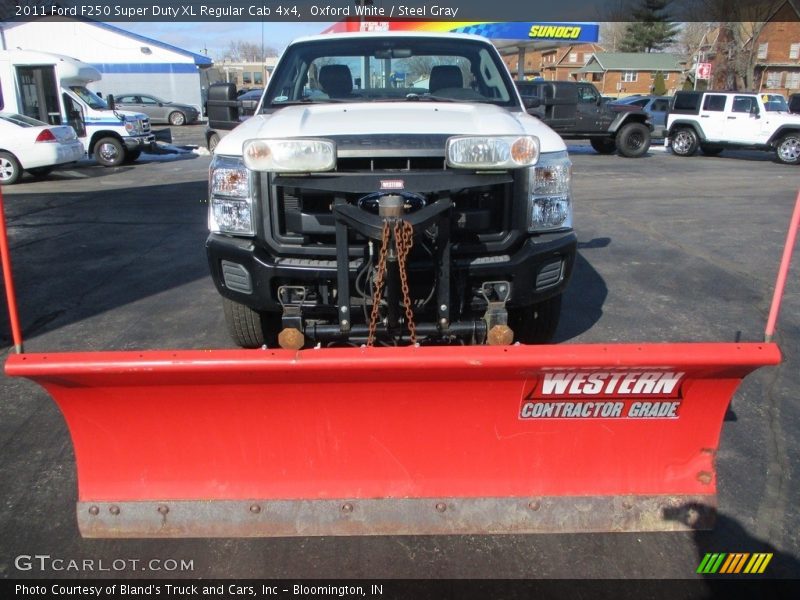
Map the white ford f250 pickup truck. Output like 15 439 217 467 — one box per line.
205 32 577 349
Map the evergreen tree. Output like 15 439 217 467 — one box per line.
652 71 667 95
619 0 681 53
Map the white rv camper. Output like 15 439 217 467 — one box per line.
0 49 155 166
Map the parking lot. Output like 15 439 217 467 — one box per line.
1 126 798 581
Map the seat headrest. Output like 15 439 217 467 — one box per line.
429 65 464 93
318 65 353 98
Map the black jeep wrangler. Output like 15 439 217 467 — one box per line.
516 80 653 157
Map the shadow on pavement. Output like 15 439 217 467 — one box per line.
556 239 610 342
0 180 211 348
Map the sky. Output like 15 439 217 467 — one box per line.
114 22 335 59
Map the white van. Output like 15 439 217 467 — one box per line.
0 49 155 166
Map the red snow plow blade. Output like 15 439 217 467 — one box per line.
4 342 780 537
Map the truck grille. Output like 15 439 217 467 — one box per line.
264 167 520 257
260 135 524 257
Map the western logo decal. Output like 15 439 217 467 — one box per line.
519 371 685 419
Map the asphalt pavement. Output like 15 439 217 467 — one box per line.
0 127 798 584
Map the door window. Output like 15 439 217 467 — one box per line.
16 66 62 124
731 96 757 114
577 84 599 103
702 95 727 111
651 99 669 112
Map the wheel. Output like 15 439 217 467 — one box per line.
0 151 22 185
168 111 186 126
123 149 142 163
590 138 617 154
615 122 651 158
93 137 125 167
775 133 800 165
222 297 281 348
670 128 699 157
700 144 724 156
507 295 562 344
27 166 55 178
208 132 220 153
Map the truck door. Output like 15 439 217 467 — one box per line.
576 83 602 131
539 83 577 131
697 93 728 141
724 95 770 144
15 66 62 125
62 92 87 138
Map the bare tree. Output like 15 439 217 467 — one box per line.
218 40 277 63
600 22 632 51
687 0 786 90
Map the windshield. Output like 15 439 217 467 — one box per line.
761 94 789 112
264 36 517 110
69 86 108 110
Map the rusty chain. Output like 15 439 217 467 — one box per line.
395 220 417 344
367 221 391 347
366 219 417 346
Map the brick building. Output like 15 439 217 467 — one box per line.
752 1 800 96
502 43 605 80
575 53 686 97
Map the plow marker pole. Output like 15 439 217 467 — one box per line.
765 189 800 342
5 343 780 537
0 186 23 353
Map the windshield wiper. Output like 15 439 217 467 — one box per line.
404 93 493 103
270 97 354 106
405 93 455 102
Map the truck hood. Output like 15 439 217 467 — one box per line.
215 102 566 155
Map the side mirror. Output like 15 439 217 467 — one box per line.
107 94 115 111
751 106 760 117
207 83 240 131
522 96 541 109
596 96 603 106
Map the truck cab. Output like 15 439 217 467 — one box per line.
0 49 155 166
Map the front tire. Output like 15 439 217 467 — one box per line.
223 297 281 348
670 128 699 157
590 138 617 154
775 133 800 165
93 137 125 167
0 152 22 185
615 122 651 157
168 111 186 126
507 295 562 344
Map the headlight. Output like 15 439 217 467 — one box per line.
243 138 336 173
124 119 142 134
446 135 539 169
529 151 572 232
208 155 254 236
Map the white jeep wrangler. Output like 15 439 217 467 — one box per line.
667 91 800 165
